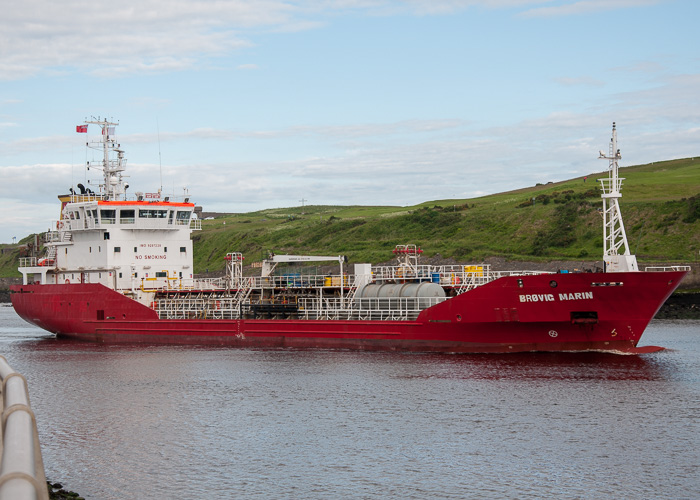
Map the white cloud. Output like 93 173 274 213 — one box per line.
521 0 662 18
0 0 296 80
2 1 667 81
612 61 666 75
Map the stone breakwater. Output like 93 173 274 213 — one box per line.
0 277 20 302
655 292 700 319
47 481 84 500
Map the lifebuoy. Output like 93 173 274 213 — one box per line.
65 279 70 284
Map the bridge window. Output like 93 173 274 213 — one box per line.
176 211 191 224
139 209 168 219
120 209 135 224
100 210 116 224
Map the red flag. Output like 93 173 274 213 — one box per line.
76 125 88 133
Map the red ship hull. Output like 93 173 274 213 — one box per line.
10 270 685 353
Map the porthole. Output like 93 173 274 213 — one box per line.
550 280 558 288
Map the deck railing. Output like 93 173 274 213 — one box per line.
17 258 37 268
143 264 552 297
298 296 448 321
644 265 692 272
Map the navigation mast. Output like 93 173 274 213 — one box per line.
83 118 127 201
598 122 638 272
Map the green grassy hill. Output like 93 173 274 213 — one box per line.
2 157 699 278
189 157 700 273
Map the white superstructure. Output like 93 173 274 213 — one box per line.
19 119 201 294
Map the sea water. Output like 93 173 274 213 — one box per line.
0 304 698 499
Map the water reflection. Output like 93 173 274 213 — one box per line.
11 332 680 384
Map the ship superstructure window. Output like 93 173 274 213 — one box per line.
100 209 116 224
164 247 167 253
120 209 135 224
104 232 110 240
139 209 168 219
114 247 121 252
156 272 167 278
176 211 191 224
180 247 186 253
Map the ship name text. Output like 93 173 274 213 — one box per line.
519 291 593 303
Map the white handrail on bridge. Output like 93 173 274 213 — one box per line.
644 265 692 272
0 356 48 500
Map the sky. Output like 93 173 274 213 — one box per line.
1 0 699 243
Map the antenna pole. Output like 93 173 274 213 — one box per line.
157 118 163 195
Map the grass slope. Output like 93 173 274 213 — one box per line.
191 157 700 273
2 157 699 278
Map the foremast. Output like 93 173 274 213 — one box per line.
598 122 638 272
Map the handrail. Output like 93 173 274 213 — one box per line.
18 258 37 268
644 265 692 272
0 356 49 500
